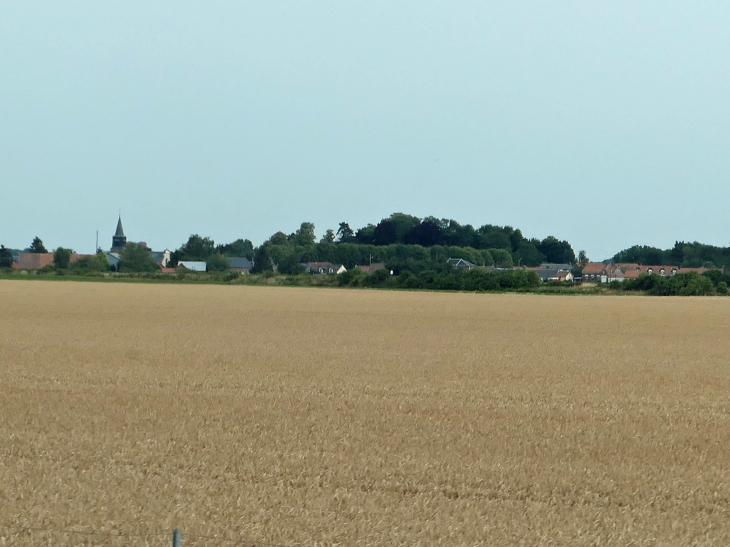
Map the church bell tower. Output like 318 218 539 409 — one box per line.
111 215 127 251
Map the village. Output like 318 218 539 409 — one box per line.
5 215 720 283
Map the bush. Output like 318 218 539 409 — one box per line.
717 281 728 295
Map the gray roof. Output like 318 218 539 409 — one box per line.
114 216 125 237
178 261 206 272
228 257 253 269
447 258 476 268
533 268 571 280
540 263 572 270
106 252 120 266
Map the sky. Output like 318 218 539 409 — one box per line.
2 2 729 260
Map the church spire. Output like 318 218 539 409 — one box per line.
112 215 127 250
114 215 125 238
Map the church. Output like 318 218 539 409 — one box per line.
107 216 171 269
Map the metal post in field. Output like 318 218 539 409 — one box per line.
172 528 182 547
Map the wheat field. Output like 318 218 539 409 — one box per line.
1 280 730 546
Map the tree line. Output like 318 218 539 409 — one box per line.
612 242 730 270
172 213 576 275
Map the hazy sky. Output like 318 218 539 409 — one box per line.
2 2 729 259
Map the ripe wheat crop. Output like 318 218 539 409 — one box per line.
1 280 730 546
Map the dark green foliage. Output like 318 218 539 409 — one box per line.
373 219 398 245
620 272 718 296
537 236 575 264
119 243 159 272
613 241 730 269
0 245 13 268
321 229 335 244
173 234 216 263
71 252 109 272
206 252 230 272
251 245 273 273
513 241 545 267
216 238 254 259
29 237 48 253
53 247 73 269
336 222 355 243
289 222 316 246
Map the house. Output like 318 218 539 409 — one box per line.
228 257 253 273
356 262 386 274
17 253 55 270
150 250 172 268
447 258 477 270
106 252 121 270
581 262 608 282
540 263 573 271
637 265 679 276
17 252 91 270
177 261 206 272
533 268 574 282
302 262 347 275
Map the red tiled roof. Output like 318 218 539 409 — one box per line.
677 267 709 275
582 263 606 274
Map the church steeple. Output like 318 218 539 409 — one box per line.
112 215 127 250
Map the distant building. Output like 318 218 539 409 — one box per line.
177 261 206 272
111 216 127 253
356 262 386 274
447 258 477 270
302 262 346 275
17 253 55 270
228 257 253 273
533 268 574 282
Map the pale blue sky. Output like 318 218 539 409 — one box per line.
2 2 729 259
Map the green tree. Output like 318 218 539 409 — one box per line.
513 241 545 267
578 250 588 264
71 252 109 272
119 243 159 272
0 245 13 268
206 252 230 272
251 245 273 273
320 229 335 244
29 237 48 253
336 222 355 243
216 238 254 259
290 222 316 246
373 219 398 245
174 235 216 262
53 247 73 269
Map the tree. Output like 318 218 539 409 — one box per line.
53 247 73 269
513 241 545 267
71 252 109 272
290 222 316 247
537 236 575 264
578 250 588 264
29 237 48 254
0 245 13 268
320 229 335 244
355 224 376 244
336 222 355 243
174 235 216 262
206 252 230 272
216 238 254 259
251 245 273 273
118 243 159 272
373 219 397 246
404 218 444 247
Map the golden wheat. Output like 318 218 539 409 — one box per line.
1 280 730 546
